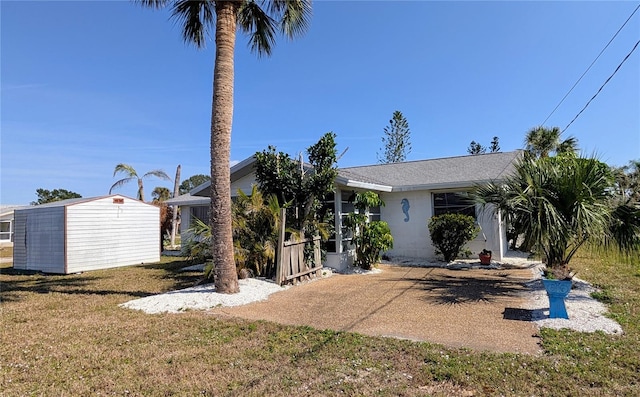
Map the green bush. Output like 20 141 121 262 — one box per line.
344 192 394 270
428 213 479 262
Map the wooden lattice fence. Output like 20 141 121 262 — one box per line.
275 209 323 285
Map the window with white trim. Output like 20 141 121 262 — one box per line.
433 192 475 218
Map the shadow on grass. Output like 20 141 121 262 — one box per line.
0 273 154 303
0 258 203 303
139 258 205 290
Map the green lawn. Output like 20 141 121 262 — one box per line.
1 249 638 396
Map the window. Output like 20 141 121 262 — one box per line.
433 192 475 218
190 206 209 225
0 221 11 241
321 192 337 252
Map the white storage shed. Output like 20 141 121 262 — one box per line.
12 195 160 274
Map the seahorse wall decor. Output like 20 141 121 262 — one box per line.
401 198 410 222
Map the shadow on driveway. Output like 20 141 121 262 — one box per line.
213 264 542 354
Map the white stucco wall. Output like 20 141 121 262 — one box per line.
378 191 506 262
380 191 434 259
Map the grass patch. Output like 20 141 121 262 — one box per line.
1 249 639 396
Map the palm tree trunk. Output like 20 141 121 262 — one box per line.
211 1 239 293
170 164 181 247
138 178 144 201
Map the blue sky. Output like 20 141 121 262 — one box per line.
2 1 639 205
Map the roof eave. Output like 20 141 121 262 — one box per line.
391 179 502 192
335 176 393 192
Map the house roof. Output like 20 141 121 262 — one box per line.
165 192 211 206
167 150 523 205
337 150 522 192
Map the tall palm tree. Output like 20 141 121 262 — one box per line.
137 0 312 293
109 163 171 202
524 126 578 158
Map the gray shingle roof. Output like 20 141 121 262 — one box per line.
337 150 522 191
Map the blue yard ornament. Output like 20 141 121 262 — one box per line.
401 198 410 222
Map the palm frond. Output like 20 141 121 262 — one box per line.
109 178 135 194
237 1 277 56
135 0 170 9
143 169 172 181
170 0 215 48
267 0 312 38
113 163 138 178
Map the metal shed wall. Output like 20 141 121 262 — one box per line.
12 195 160 274
13 206 66 273
65 196 160 273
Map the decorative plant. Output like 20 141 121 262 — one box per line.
344 191 394 270
428 213 479 262
472 154 635 280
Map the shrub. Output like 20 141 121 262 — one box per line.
344 192 394 270
428 213 479 262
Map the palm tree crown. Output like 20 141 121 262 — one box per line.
524 126 578 158
109 163 171 202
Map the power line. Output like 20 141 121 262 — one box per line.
562 38 640 133
540 3 640 128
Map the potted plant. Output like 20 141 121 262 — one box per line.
472 153 635 319
479 249 492 265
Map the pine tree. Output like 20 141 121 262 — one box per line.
490 136 500 153
467 141 486 155
378 111 412 163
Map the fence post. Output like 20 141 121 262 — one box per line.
275 208 287 285
314 235 322 278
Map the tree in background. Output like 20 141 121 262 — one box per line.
138 0 312 294
151 188 173 252
378 111 411 163
467 141 486 155
611 160 640 204
170 165 181 248
31 188 81 205
179 174 211 195
467 136 500 155
489 136 500 153
524 126 578 158
109 163 171 202
152 187 171 202
609 159 640 253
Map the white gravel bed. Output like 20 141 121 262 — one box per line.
522 268 623 335
120 278 288 314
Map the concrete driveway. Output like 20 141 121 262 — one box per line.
212 264 542 354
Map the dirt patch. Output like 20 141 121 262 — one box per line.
212 264 542 354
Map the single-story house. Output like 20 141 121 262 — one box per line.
1 205 28 246
167 150 523 271
13 194 160 274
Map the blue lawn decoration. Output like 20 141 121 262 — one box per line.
542 279 572 319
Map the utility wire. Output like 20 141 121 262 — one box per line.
541 3 640 128
562 38 640 133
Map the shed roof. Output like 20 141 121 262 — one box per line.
14 194 154 210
